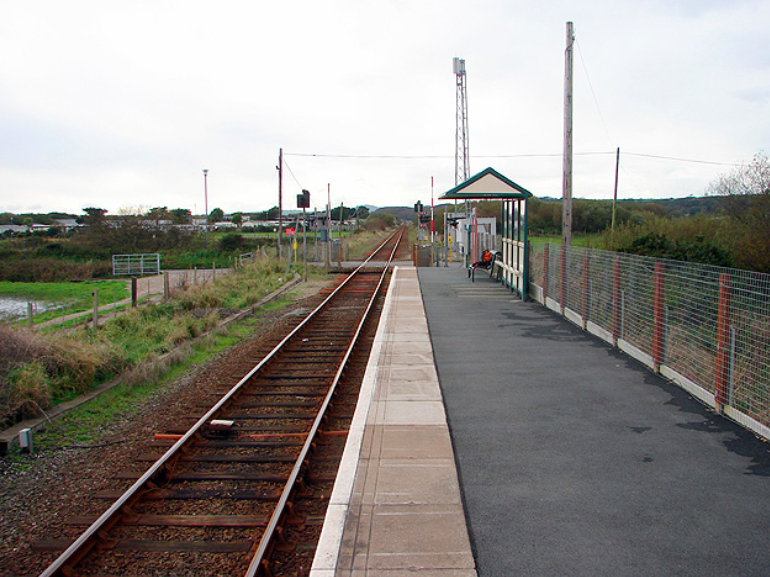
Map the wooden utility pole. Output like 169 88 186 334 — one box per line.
278 148 283 260
561 21 574 248
325 184 331 272
611 147 620 234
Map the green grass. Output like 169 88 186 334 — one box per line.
0 279 128 302
0 279 129 325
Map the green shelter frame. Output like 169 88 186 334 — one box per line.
440 167 533 300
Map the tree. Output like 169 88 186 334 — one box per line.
708 152 770 203
147 206 168 226
169 208 192 224
231 212 244 228
208 207 224 224
80 207 108 227
708 152 770 272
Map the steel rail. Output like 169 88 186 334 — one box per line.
245 226 403 576
39 227 404 577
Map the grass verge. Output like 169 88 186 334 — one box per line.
5 320 259 463
0 257 291 430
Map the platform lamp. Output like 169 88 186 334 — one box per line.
203 169 209 244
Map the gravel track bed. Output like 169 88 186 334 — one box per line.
0 282 331 577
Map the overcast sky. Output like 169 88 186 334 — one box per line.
1 0 768 216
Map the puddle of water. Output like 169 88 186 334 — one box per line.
0 296 68 321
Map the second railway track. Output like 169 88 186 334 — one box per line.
37 227 408 577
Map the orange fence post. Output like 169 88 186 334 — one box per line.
543 244 549 306
612 255 621 344
559 246 567 312
581 250 590 329
715 273 732 408
652 262 665 371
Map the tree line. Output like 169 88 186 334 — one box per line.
430 151 770 272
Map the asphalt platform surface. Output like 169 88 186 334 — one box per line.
418 266 770 577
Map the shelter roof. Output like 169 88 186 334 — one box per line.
440 167 533 200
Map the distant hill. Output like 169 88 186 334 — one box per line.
618 196 723 217
535 195 723 217
370 203 456 223
371 206 417 222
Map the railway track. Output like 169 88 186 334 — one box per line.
38 227 408 577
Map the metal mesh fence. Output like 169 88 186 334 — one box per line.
530 243 770 430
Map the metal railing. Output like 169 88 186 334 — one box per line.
112 253 161 276
529 243 770 436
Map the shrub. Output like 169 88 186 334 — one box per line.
5 362 51 420
616 232 733 267
219 233 246 252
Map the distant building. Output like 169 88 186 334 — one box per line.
0 225 26 235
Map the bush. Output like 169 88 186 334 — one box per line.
0 327 121 427
219 233 246 252
616 232 733 267
5 362 50 420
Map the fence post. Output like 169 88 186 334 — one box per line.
612 255 621 345
715 273 732 409
27 302 34 329
92 289 99 329
581 249 589 330
131 277 138 308
164 271 170 300
542 244 549 304
652 262 665 372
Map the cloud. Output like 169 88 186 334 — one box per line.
1 0 769 215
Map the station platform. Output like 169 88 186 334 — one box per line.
313 264 770 577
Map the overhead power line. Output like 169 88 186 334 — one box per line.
284 151 734 166
623 152 734 166
575 38 614 148
281 158 304 188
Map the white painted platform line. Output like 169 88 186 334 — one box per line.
310 267 400 576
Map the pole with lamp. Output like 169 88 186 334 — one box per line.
202 169 209 244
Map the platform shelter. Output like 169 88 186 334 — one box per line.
441 167 533 299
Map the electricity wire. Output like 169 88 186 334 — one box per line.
282 158 304 189
285 150 733 166
575 38 614 148
623 152 733 166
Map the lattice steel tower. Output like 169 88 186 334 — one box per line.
454 57 470 185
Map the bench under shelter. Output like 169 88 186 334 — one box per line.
440 167 533 300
